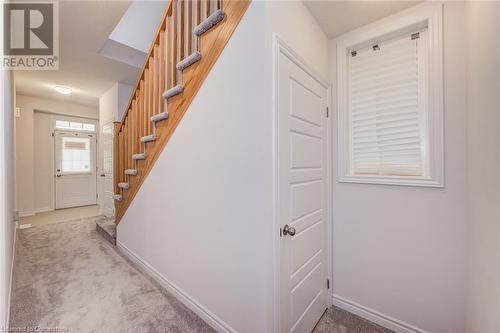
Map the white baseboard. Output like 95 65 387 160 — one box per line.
33 207 52 214
117 240 237 333
332 294 430 333
6 226 17 328
18 211 34 218
19 208 52 218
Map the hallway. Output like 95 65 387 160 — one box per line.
9 215 393 333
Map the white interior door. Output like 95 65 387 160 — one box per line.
278 50 328 333
101 122 114 217
55 131 97 209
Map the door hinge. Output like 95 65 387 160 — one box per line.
279 227 282 237
51 132 54 137
326 107 329 118
96 193 98 199
327 279 330 289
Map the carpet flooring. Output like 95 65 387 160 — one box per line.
10 216 394 333
10 216 214 333
18 205 100 227
314 306 395 333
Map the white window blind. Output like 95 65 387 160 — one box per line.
348 31 426 176
61 137 91 173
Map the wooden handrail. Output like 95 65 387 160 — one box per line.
113 0 251 223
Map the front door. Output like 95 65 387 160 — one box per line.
55 131 97 209
278 50 328 333
101 122 114 217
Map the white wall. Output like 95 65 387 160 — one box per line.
99 85 119 126
15 95 98 215
109 1 169 53
14 97 34 216
1 70 16 328
33 112 54 213
330 3 468 333
118 3 272 332
99 82 133 125
465 2 500 332
16 95 99 119
265 0 330 82
117 83 134 121
117 2 329 332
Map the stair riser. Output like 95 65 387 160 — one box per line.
96 222 116 246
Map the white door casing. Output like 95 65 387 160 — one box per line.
101 122 114 217
276 41 330 333
55 131 97 209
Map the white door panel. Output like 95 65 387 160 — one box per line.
290 133 322 168
291 261 323 324
290 80 323 126
55 131 97 209
290 221 323 274
101 122 114 217
279 51 328 333
291 181 322 220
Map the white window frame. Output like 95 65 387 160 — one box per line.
336 2 444 187
58 135 94 175
53 117 97 133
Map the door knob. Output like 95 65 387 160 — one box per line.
283 224 296 236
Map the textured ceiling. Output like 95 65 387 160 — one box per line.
303 1 421 39
15 1 140 106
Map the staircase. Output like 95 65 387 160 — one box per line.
112 0 250 223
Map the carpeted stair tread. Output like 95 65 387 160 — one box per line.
95 217 116 245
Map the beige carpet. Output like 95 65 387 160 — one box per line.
10 215 393 333
19 205 101 227
314 306 395 333
10 216 214 333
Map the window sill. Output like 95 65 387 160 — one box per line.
338 174 444 188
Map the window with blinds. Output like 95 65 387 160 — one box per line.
61 137 91 173
347 31 427 177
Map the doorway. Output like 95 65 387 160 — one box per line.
54 131 97 209
275 38 331 333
